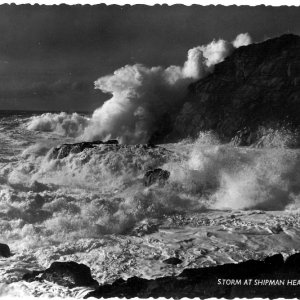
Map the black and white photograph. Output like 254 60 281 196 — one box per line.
0 2 300 298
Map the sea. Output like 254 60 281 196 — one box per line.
1 110 300 298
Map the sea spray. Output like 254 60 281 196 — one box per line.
83 34 251 143
26 33 252 144
27 112 90 137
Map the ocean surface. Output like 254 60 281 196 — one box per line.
1 110 300 298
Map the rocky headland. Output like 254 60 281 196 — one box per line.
152 34 300 147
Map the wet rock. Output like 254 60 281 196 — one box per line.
163 257 183 265
22 270 43 282
0 243 10 258
284 252 300 270
27 194 45 210
23 261 98 288
103 139 118 145
131 221 159 237
270 224 283 234
29 181 50 192
146 143 156 148
264 253 284 267
143 168 170 187
50 140 119 159
85 252 300 299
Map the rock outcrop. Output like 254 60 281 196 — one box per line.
163 257 183 265
0 243 10 258
23 261 98 288
158 34 300 146
85 253 300 299
143 168 170 187
49 140 118 159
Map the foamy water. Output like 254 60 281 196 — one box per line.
1 111 300 298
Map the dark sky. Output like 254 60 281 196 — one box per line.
0 4 299 111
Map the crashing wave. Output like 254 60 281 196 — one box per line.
1 132 300 253
26 34 252 144
26 112 90 137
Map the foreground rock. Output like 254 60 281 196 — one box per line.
85 253 300 298
23 261 98 288
50 140 119 159
143 168 170 187
163 257 183 265
0 243 10 258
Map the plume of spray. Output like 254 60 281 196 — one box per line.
27 112 90 137
26 34 252 143
82 33 251 144
232 33 252 48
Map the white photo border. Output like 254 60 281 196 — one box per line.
0 0 299 6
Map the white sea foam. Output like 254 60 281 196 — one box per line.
26 112 90 138
164 132 300 210
1 118 300 297
1 131 300 253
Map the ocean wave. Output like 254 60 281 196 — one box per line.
26 112 90 138
24 34 252 144
1 133 300 251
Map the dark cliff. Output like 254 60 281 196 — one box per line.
155 34 300 146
